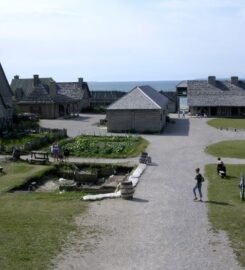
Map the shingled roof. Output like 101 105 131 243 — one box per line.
107 85 168 110
91 90 126 100
56 81 91 100
188 77 245 107
176 81 187 88
11 76 53 97
18 85 74 104
0 63 13 105
0 63 13 109
0 93 8 109
11 75 91 105
159 91 178 103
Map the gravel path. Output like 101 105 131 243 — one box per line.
47 115 244 269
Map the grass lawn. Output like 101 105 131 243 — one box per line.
205 164 245 267
58 135 149 158
0 162 88 270
207 118 245 129
205 140 245 159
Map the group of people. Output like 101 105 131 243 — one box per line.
193 158 227 202
50 142 70 162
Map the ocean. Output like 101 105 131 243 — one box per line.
87 80 180 92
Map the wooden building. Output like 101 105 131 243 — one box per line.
11 75 91 119
159 91 178 113
0 63 13 131
91 90 126 108
106 85 169 133
187 76 245 117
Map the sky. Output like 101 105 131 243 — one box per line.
1 0 245 82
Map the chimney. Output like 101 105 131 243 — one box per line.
231 76 239 85
78 77 84 87
208 76 216 85
14 75 19 79
49 81 57 97
33 74 39 86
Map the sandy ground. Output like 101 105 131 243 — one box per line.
42 114 244 269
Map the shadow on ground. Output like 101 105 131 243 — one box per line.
131 198 149 203
148 162 158 166
204 200 234 206
65 116 94 122
161 119 190 136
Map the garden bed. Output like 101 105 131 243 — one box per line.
10 163 134 194
0 128 67 154
57 134 148 158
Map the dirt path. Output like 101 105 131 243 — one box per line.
50 115 243 270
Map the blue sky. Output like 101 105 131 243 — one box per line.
1 0 245 81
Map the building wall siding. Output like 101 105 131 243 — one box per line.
80 98 90 110
167 101 176 113
17 104 59 119
107 109 166 133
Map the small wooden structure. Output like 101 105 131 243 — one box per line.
30 151 49 164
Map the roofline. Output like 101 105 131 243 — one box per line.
176 80 187 87
160 91 176 102
107 87 136 110
0 63 14 96
137 86 161 109
0 93 8 108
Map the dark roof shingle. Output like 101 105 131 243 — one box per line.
188 79 245 106
107 85 168 110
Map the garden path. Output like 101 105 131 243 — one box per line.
51 114 244 270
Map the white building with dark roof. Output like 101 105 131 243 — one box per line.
106 85 169 133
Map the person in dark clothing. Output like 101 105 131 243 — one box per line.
216 157 222 174
193 168 204 202
63 148 70 161
217 161 226 178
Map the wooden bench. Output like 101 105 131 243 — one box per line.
30 151 49 164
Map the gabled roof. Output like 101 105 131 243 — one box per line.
0 93 9 108
91 90 126 100
0 63 13 108
176 81 187 88
160 91 178 102
11 77 53 97
18 85 74 104
107 85 168 110
188 79 245 106
56 82 91 100
11 76 91 105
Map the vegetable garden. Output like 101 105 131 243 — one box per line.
58 135 148 158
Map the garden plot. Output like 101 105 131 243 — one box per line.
10 163 134 194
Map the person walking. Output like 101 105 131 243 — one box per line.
52 142 60 161
193 168 204 202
